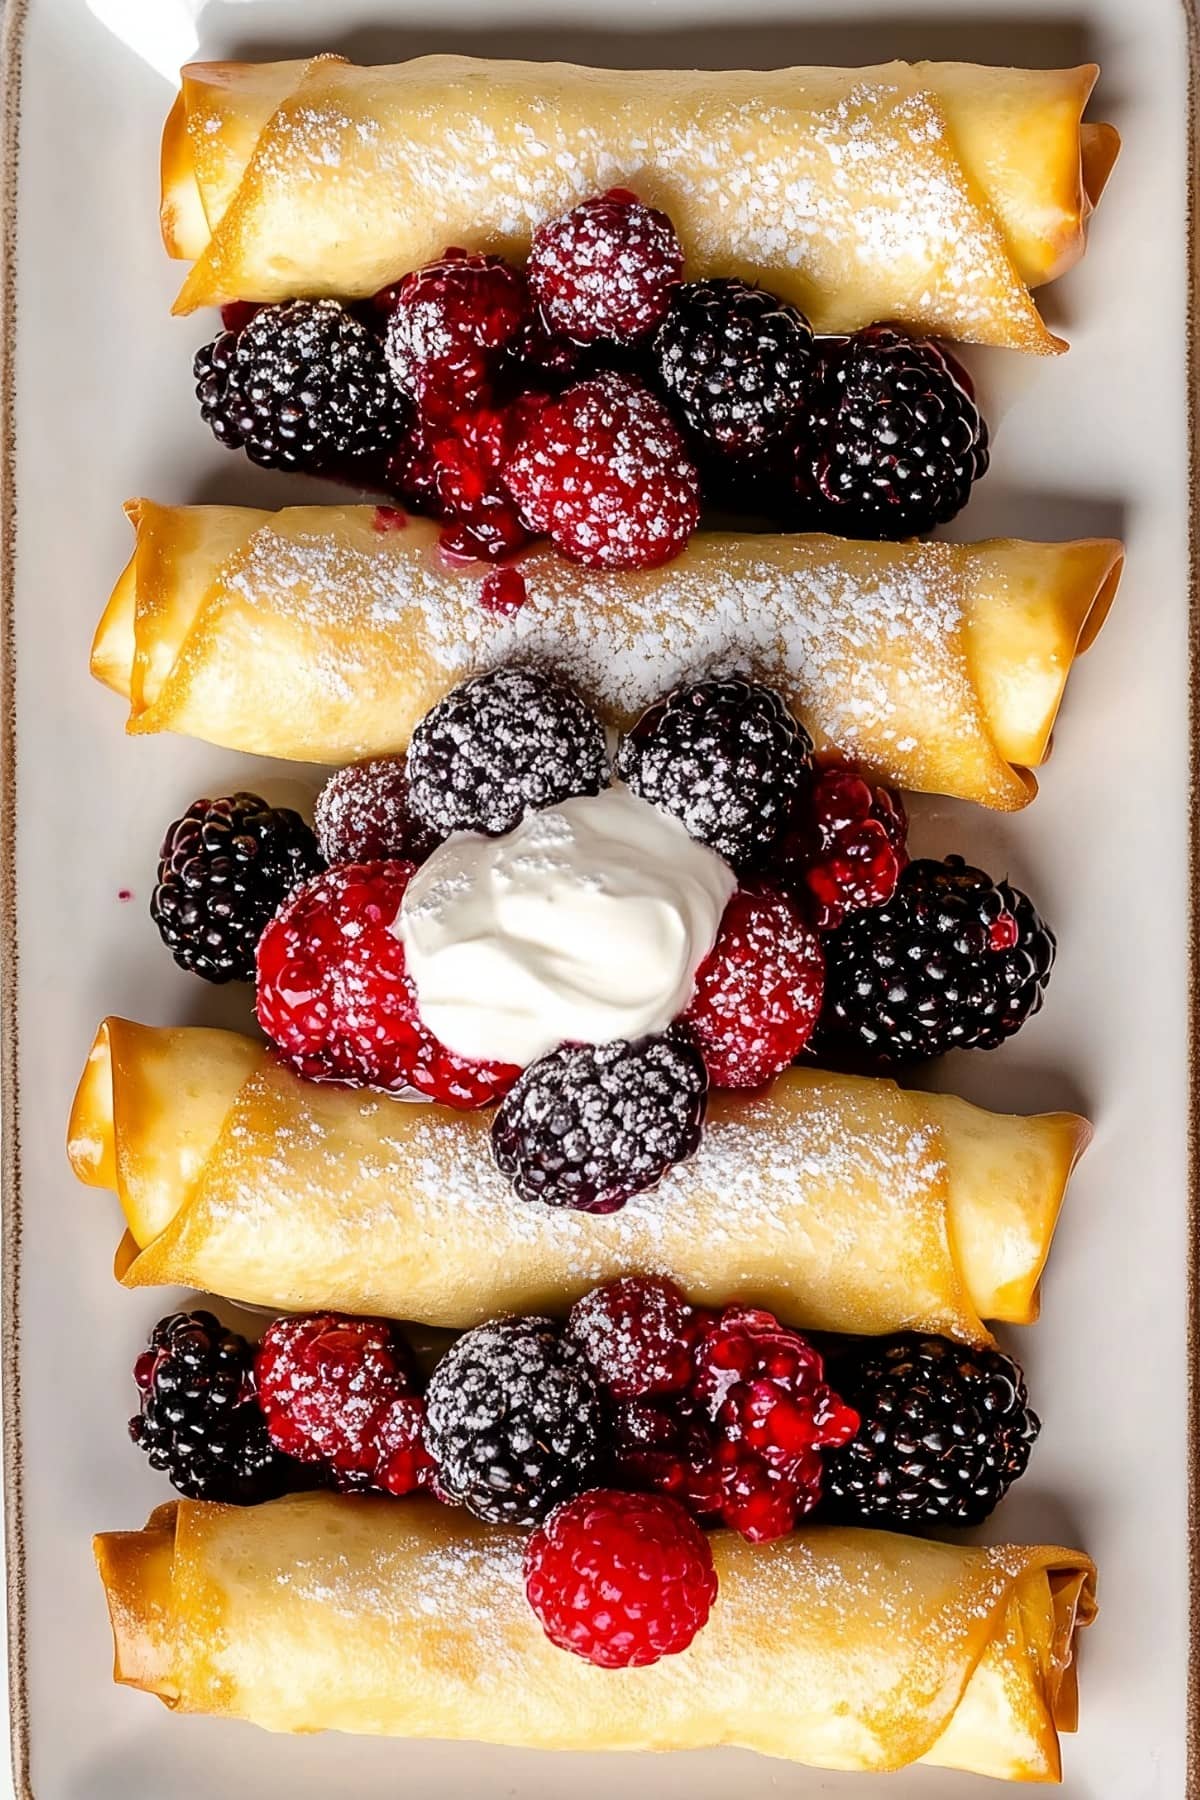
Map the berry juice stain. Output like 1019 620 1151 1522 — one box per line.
117 888 134 903
479 568 528 615
372 505 409 532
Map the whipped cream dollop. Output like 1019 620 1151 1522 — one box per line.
396 784 736 1066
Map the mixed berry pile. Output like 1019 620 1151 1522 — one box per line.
150 666 1055 1211
193 189 989 569
128 1281 1039 1668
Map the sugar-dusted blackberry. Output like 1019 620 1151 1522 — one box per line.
793 326 989 538
823 1333 1040 1529
314 756 443 867
406 665 609 837
193 298 405 472
423 1317 601 1526
151 792 324 983
129 1310 298 1505
491 1029 708 1214
819 854 1055 1064
616 678 813 872
652 279 815 455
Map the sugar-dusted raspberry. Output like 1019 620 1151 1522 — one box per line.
314 757 443 867
567 1275 699 1399
503 373 700 570
689 1307 858 1540
524 1489 718 1668
255 861 519 1106
255 1312 435 1496
683 885 824 1088
527 189 683 346
789 769 908 931
383 249 532 406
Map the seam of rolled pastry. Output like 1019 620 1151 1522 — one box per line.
93 503 1123 812
159 57 1116 352
69 1019 1088 1342
93 1494 1095 1777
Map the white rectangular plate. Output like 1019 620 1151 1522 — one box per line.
2 0 1194 1795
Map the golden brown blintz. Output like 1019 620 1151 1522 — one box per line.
68 1018 1089 1343
95 1492 1095 1779
93 502 1123 811
161 56 1119 352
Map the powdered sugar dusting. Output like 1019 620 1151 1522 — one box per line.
186 1061 980 1337
218 520 990 791
222 60 1046 346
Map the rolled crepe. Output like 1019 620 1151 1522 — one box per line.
94 502 1123 811
162 55 1119 353
95 1492 1095 1779
68 1019 1089 1342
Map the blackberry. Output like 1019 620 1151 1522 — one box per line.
129 1311 298 1505
423 1317 601 1526
823 1333 1040 1529
151 792 324 983
491 1029 708 1214
616 678 813 871
652 279 815 455
793 325 989 538
406 665 609 837
818 854 1055 1064
193 299 404 473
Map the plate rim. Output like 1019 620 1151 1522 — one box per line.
0 4 1195 1794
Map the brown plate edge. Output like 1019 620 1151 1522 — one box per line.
0 5 1194 1798
1 0 30 1795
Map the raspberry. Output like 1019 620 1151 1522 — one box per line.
780 769 908 931
688 1307 858 1540
652 278 814 454
406 665 609 838
314 757 443 867
254 1313 434 1496
503 373 700 570
607 1304 857 1542
567 1275 699 1399
683 885 825 1088
383 249 532 407
390 397 544 562
524 1489 717 1668
793 326 989 538
490 1030 708 1213
255 861 519 1107
527 189 683 346
616 678 813 872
